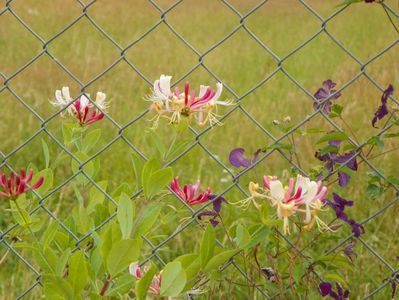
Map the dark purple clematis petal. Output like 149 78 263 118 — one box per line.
348 219 365 237
332 193 354 210
209 194 226 214
329 139 342 148
229 148 250 168
229 148 261 168
314 80 341 114
197 194 227 227
343 240 357 262
319 281 350 300
335 152 358 171
319 282 332 297
338 172 351 187
372 84 394 128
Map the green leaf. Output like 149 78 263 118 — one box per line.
141 159 160 198
203 249 239 273
131 204 162 239
367 136 384 148
316 132 348 144
323 273 347 286
173 254 200 281
245 226 270 249
42 275 74 300
160 262 187 297
318 145 339 156
130 152 145 190
107 239 140 277
56 249 71 276
107 273 136 296
41 221 59 250
366 184 384 199
328 104 343 118
146 167 174 199
32 168 53 196
82 128 101 153
68 251 88 296
236 224 251 249
266 143 292 151
117 193 134 239
71 152 95 184
136 266 158 300
87 180 108 214
33 247 57 274
41 139 50 169
382 132 399 138
200 225 216 268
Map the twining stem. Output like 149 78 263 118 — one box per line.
99 274 111 296
14 199 54 272
290 133 302 169
14 199 38 242
339 116 361 148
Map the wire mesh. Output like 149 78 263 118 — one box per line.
0 0 398 298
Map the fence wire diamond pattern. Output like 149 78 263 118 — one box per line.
0 0 398 298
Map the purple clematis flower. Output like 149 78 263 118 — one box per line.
323 193 364 237
314 80 341 114
229 148 261 168
316 139 358 187
319 282 350 300
197 194 226 227
372 84 394 128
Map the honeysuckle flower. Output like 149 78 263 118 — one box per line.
72 98 104 126
229 148 261 168
0 169 44 200
170 177 211 206
262 175 327 234
51 86 74 115
316 138 358 187
148 75 232 127
313 80 341 114
319 282 350 300
372 84 394 128
197 194 226 227
52 87 109 115
129 262 161 295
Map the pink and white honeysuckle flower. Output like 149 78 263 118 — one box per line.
262 175 328 234
51 87 108 115
129 262 162 295
170 177 211 206
148 75 233 127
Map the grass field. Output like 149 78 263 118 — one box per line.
0 0 398 299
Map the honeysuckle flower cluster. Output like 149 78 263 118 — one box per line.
239 175 328 235
372 84 394 128
51 87 108 126
315 137 358 187
0 169 44 200
148 75 233 127
229 148 261 169
170 177 211 206
323 193 364 237
313 80 341 114
129 262 162 295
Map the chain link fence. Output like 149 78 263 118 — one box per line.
0 0 398 298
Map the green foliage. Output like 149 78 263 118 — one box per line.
107 239 140 277
160 262 187 297
117 193 135 239
136 266 158 300
200 225 216 268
